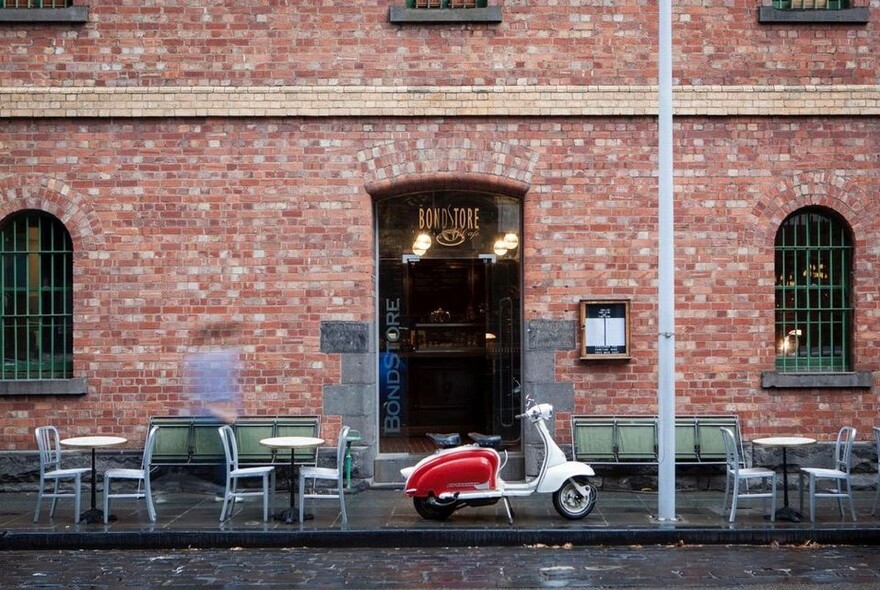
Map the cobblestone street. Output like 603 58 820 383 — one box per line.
5 544 880 589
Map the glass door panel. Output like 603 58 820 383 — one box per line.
377 191 521 452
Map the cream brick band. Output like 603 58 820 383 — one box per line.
1 85 878 118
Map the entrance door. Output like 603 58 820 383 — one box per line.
377 192 521 454
405 258 487 436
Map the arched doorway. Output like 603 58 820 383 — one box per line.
376 191 522 454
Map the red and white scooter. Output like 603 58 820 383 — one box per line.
400 397 597 523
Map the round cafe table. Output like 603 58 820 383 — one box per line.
260 436 324 524
60 435 127 524
752 436 816 522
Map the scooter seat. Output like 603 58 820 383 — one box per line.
468 432 503 449
426 432 461 448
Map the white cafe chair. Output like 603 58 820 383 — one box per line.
799 425 857 522
218 425 275 522
872 427 880 516
299 425 349 527
720 427 777 523
33 425 90 523
102 425 159 524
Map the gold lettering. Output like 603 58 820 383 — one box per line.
417 207 481 231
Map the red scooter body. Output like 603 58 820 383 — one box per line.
402 400 598 523
404 446 501 497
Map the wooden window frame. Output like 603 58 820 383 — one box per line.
578 299 631 361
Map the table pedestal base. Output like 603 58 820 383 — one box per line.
273 509 313 524
79 508 116 524
774 505 803 523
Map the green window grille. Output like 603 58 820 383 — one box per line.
774 208 852 373
0 1 71 7
0 210 73 380
771 0 850 9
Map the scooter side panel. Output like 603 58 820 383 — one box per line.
536 461 595 493
404 448 500 497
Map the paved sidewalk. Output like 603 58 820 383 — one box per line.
3 473 879 550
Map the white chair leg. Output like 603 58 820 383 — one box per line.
846 481 857 521
49 479 60 518
298 474 306 524
103 476 112 524
262 473 269 523
220 477 231 522
145 477 157 522
798 472 802 513
338 480 348 527
722 474 730 514
729 478 739 523
73 475 82 523
760 476 767 516
229 479 239 516
872 477 879 515
270 471 276 518
769 475 776 522
809 476 816 522
33 479 44 523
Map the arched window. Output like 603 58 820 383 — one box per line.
0 210 73 380
774 208 853 373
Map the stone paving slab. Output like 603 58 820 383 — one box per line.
2 474 880 550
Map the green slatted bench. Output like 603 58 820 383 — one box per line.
571 415 743 468
149 415 321 469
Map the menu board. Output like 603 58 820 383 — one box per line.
579 300 631 359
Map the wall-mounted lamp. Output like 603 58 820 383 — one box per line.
412 232 432 256
493 232 519 257
502 232 519 250
493 239 508 256
781 328 801 357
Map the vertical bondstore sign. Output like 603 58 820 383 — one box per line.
579 300 631 360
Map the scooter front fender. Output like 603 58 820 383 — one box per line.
536 461 595 494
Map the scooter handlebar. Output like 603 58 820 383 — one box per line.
515 407 539 420
515 403 552 421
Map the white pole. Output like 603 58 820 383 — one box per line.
657 0 676 521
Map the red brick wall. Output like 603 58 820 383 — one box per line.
1 116 878 449
1 1 878 452
0 2 876 87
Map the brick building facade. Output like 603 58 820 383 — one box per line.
1 2 878 481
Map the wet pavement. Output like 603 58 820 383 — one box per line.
2 472 880 550
3 544 880 588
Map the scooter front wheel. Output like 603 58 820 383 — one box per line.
552 476 597 520
413 496 457 521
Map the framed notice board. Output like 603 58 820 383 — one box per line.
579 299 631 360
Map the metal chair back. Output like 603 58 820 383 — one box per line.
834 425 856 475
35 425 63 473
218 424 240 471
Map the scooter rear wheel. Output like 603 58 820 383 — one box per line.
552 476 597 520
413 496 457 521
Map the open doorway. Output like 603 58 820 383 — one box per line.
377 192 522 455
